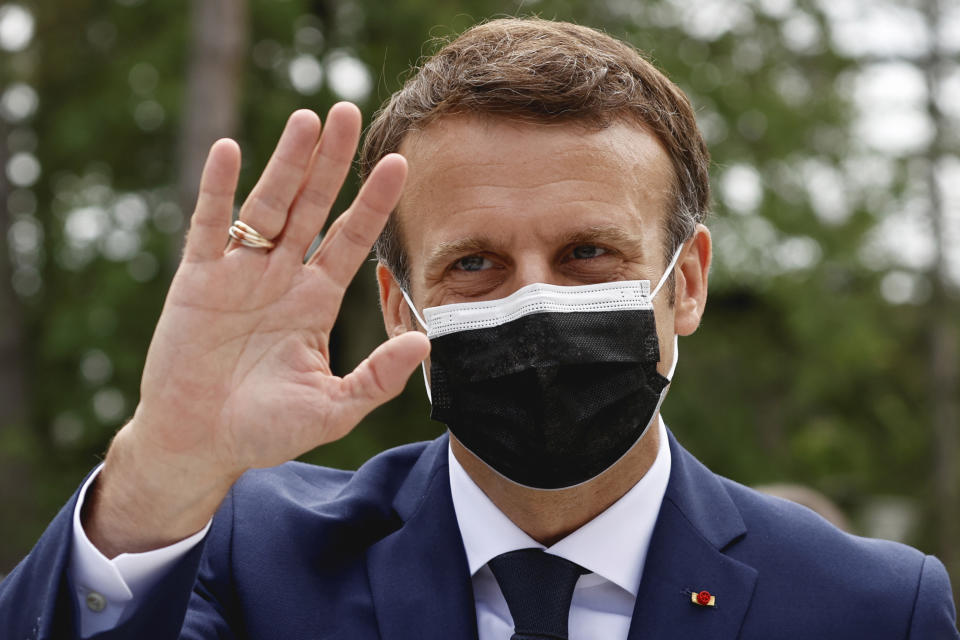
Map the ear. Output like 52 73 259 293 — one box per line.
377 263 417 338
673 224 711 336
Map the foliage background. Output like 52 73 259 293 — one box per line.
1 0 958 614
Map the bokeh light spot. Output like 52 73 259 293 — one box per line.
0 82 38 122
134 100 165 131
325 51 372 103
0 4 34 52
93 388 126 424
81 349 113 385
6 151 40 187
289 54 324 94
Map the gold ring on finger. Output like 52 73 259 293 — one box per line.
228 220 276 251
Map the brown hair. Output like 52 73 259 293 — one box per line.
360 17 710 290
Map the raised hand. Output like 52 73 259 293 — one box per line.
84 105 430 556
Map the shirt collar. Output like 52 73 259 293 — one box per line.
448 416 671 596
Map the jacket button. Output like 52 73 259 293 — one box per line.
85 591 107 613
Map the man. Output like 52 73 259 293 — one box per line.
1 18 957 640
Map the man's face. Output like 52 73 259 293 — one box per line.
382 114 692 376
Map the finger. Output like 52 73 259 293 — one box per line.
184 139 240 263
330 331 431 438
306 153 407 289
278 103 362 260
235 110 321 244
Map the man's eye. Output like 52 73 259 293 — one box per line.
453 255 493 271
570 245 608 260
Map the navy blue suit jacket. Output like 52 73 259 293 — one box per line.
2 431 958 639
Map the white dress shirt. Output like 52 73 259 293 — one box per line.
70 418 670 639
449 417 671 640
70 466 211 638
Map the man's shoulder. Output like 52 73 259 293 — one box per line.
216 438 442 554
716 474 935 610
232 438 437 512
716 476 960 636
658 437 957 637
669 436 929 586
720 474 923 566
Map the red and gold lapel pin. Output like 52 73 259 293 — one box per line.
691 590 716 607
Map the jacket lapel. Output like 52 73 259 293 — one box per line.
627 433 758 639
366 434 479 640
366 431 758 639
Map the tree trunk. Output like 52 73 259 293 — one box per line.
0 121 27 430
171 0 249 267
921 0 959 613
0 118 33 575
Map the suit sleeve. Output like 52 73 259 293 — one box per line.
908 554 960 639
71 465 211 637
0 477 86 640
0 471 240 640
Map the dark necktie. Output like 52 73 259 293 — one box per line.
488 548 590 640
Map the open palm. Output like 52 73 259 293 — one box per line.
127 104 429 485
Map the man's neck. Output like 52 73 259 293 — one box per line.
449 420 661 547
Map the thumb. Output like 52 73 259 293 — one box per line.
331 331 431 434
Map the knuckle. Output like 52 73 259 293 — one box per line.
241 194 287 235
316 143 355 167
364 358 390 397
297 185 336 212
249 192 287 217
339 220 372 250
356 189 394 216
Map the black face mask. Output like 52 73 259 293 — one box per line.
403 261 679 490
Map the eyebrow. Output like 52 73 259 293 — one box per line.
559 225 647 258
424 236 500 274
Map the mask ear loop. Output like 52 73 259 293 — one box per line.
650 243 685 300
666 334 679 381
650 244 684 383
400 289 428 330
400 289 433 404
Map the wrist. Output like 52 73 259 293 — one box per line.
83 421 236 558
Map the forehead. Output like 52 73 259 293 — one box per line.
399 113 673 194
395 114 675 259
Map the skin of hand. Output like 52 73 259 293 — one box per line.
83 103 430 557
